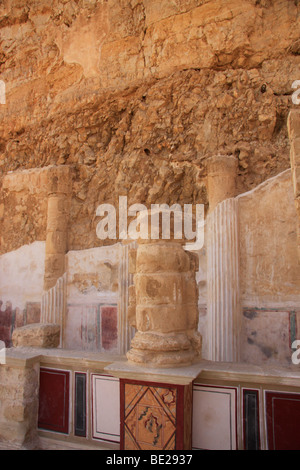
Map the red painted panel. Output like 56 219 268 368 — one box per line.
0 301 13 347
266 391 300 450
101 306 118 351
38 368 70 434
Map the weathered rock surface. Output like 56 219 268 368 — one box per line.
0 0 300 254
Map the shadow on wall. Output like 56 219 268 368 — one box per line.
0 300 41 347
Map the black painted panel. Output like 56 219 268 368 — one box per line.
75 373 87 437
243 389 260 450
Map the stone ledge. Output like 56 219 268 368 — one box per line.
3 347 124 370
105 360 203 385
196 359 300 388
3 348 300 387
38 434 119 451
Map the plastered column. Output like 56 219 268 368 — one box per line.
206 155 240 362
126 241 201 368
207 198 240 362
44 166 73 291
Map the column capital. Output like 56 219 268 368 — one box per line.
206 154 238 213
206 154 238 174
46 165 74 196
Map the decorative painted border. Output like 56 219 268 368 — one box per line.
242 307 300 358
91 373 120 443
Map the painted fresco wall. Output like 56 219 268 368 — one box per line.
238 169 299 308
63 244 124 353
0 238 133 354
238 170 300 364
196 170 300 365
0 241 45 346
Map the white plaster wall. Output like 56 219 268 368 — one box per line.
0 241 45 310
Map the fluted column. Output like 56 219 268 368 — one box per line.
206 155 240 362
207 198 240 362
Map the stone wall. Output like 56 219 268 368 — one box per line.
0 356 39 450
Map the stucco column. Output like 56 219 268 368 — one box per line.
206 155 240 362
44 166 73 291
206 155 238 213
127 240 201 368
206 198 240 362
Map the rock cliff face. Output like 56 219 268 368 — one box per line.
0 0 299 253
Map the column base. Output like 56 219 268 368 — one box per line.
126 331 201 368
126 348 197 368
